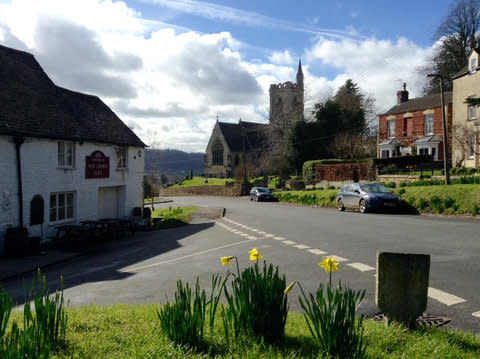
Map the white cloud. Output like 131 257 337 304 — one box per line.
0 0 436 152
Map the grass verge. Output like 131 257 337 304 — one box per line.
151 206 199 229
10 304 480 358
170 177 234 188
274 184 480 216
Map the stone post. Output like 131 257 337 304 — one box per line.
376 251 430 328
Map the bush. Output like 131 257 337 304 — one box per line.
268 176 282 189
398 188 406 195
430 196 444 213
222 261 288 343
386 181 396 188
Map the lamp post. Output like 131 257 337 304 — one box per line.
426 74 450 185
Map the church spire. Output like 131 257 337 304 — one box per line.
296 59 304 90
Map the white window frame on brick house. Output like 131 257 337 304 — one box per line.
424 113 434 135
116 147 128 170
387 119 395 138
49 191 75 223
380 149 390 158
57 141 75 168
418 145 438 161
468 105 477 121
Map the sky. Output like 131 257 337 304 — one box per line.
0 0 456 152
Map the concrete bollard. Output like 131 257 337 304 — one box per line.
376 251 430 328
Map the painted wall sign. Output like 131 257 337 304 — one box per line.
86 151 110 178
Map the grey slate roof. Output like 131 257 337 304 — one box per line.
413 135 442 145
380 92 452 116
218 121 268 152
0 44 145 147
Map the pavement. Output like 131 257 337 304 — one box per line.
0 204 224 283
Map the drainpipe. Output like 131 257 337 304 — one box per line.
14 137 25 227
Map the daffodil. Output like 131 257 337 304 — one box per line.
221 256 235 266
284 281 297 295
318 256 339 286
318 256 339 273
249 248 263 261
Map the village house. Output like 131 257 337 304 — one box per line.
0 44 145 255
452 48 480 168
377 84 452 162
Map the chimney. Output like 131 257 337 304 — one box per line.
397 82 409 104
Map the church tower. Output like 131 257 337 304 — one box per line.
269 59 304 133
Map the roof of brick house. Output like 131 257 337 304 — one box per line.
0 44 145 147
380 92 452 116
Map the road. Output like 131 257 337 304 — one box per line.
3 195 480 332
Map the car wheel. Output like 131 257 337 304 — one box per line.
359 199 367 213
249 196 253 201
337 199 345 212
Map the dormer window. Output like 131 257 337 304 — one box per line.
470 56 478 73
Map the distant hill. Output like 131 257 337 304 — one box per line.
145 149 205 179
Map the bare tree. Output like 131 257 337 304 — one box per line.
329 133 376 160
422 0 480 94
452 123 480 166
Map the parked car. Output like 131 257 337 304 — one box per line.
337 182 399 213
249 187 275 202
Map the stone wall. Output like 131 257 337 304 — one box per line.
160 183 243 197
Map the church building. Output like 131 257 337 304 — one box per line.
204 60 304 178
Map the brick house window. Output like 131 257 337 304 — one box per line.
212 139 223 165
387 120 395 138
381 149 390 158
57 141 75 168
50 192 75 222
424 114 434 135
116 147 127 169
468 105 477 121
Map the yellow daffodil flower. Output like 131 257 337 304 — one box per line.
284 281 297 295
221 256 235 266
318 256 339 273
249 248 263 261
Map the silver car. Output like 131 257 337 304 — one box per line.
337 183 399 213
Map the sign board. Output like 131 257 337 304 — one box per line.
86 151 110 178
399 146 412 155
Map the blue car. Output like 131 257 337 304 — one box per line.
337 182 399 213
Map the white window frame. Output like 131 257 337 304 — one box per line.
49 191 75 223
470 56 478 73
57 141 75 168
418 145 438 161
468 105 477 121
424 113 434 135
387 120 395 138
381 149 390 158
469 134 476 158
116 147 128 170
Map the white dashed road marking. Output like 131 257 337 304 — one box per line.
347 262 375 272
428 287 467 306
331 255 348 262
264 233 274 238
308 249 327 255
472 311 480 318
273 236 285 240
282 240 297 245
293 244 310 249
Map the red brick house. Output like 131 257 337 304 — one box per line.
377 84 452 162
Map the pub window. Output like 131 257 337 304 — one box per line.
212 139 223 165
58 141 75 168
116 147 127 169
50 191 75 222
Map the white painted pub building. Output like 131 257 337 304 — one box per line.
0 44 145 254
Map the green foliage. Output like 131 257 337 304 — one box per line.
170 177 234 188
157 276 225 349
268 176 282 189
151 206 199 229
274 189 338 208
299 282 365 358
222 262 288 343
398 188 406 195
0 271 68 358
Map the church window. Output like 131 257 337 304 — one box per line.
212 139 223 165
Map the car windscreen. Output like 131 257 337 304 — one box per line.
359 183 391 193
257 188 270 193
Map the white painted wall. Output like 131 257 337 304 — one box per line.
0 135 144 255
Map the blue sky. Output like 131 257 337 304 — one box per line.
0 0 456 151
